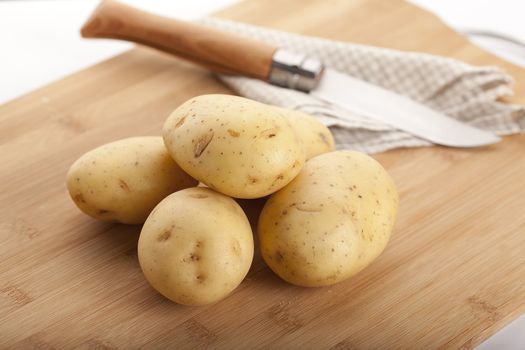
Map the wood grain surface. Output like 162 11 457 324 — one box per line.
81 0 277 79
1 0 524 348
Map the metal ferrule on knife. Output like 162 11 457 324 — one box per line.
268 49 324 92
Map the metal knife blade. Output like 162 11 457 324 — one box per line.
269 50 501 148
312 69 501 147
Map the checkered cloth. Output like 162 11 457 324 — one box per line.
201 18 525 153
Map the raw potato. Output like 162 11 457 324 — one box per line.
138 187 254 305
67 136 197 224
275 107 335 159
258 151 399 287
163 94 305 199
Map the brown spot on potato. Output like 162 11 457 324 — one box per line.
157 231 171 241
189 193 209 199
73 193 86 204
261 127 279 139
326 273 339 281
194 132 214 158
295 205 322 213
97 209 111 215
175 116 187 128
190 253 200 261
227 129 240 137
196 274 206 283
119 179 131 192
232 240 241 256
247 175 259 184
269 173 285 189
318 132 330 146
275 251 284 262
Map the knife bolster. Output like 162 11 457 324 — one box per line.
268 49 324 92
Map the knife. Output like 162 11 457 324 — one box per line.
81 0 500 147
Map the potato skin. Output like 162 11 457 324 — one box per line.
274 107 335 160
66 136 197 224
138 187 254 305
163 95 305 199
258 151 399 287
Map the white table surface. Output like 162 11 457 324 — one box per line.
0 1 523 348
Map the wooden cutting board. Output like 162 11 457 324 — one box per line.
1 0 524 348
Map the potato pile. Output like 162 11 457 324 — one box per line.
67 94 398 305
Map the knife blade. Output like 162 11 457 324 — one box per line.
314 69 500 147
81 0 500 148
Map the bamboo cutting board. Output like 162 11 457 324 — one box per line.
1 0 525 348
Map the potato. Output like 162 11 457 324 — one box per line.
163 94 305 199
138 187 254 305
258 151 399 287
274 107 335 159
67 136 197 224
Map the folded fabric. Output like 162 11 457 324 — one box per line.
201 18 525 153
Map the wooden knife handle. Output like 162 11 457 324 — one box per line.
80 0 277 79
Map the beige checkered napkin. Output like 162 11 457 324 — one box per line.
201 18 525 154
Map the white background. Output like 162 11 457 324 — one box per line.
1 0 525 105
0 0 239 104
410 0 525 68
0 1 524 347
